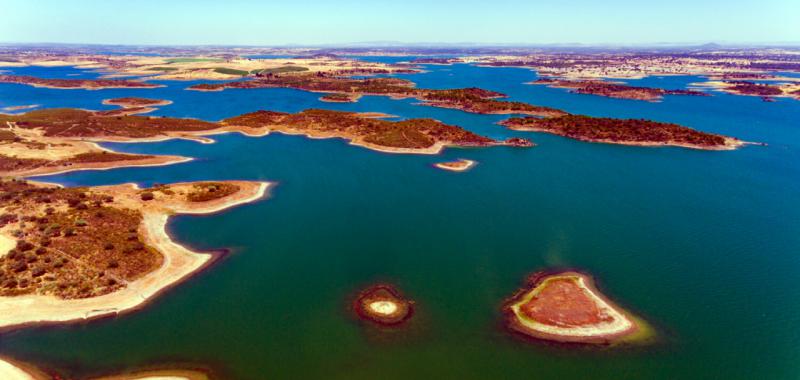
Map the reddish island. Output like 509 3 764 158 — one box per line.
0 75 161 90
504 271 651 344
354 285 414 326
188 74 567 117
500 114 742 150
530 78 709 101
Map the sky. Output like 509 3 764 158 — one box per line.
1 0 798 46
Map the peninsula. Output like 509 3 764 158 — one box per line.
0 179 270 330
0 107 532 177
499 114 743 150
504 271 650 344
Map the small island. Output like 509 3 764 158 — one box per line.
0 179 269 330
0 75 161 90
530 78 709 101
434 158 477 172
499 114 743 150
102 97 172 108
1 105 39 112
319 93 361 103
99 97 173 116
504 271 650 344
354 284 414 326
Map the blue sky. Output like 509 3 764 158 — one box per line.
1 0 798 45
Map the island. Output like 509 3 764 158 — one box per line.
530 78 709 101
434 159 477 172
0 178 270 330
319 93 361 103
97 97 173 116
0 107 532 178
102 97 173 108
692 80 800 101
0 75 161 90
188 74 567 117
503 271 651 344
219 109 534 154
499 114 743 150
354 284 414 326
1 105 39 112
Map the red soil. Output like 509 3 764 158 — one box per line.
518 277 613 327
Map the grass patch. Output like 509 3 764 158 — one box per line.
252 66 309 75
213 68 249 76
145 67 179 72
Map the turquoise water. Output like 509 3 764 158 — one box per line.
1 61 799 379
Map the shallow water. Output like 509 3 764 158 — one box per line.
1 60 799 379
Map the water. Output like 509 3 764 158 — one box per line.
1 60 799 379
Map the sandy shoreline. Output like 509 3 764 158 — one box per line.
0 181 270 331
0 356 209 380
14 155 193 178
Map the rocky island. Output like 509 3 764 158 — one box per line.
354 284 414 326
434 159 477 172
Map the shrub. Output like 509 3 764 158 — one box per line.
31 267 46 277
16 240 34 251
140 192 154 201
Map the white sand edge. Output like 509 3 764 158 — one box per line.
0 182 270 330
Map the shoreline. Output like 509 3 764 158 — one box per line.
0 181 271 332
15 154 193 178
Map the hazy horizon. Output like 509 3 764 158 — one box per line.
2 0 797 46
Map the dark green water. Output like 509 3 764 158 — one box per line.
1 61 799 379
